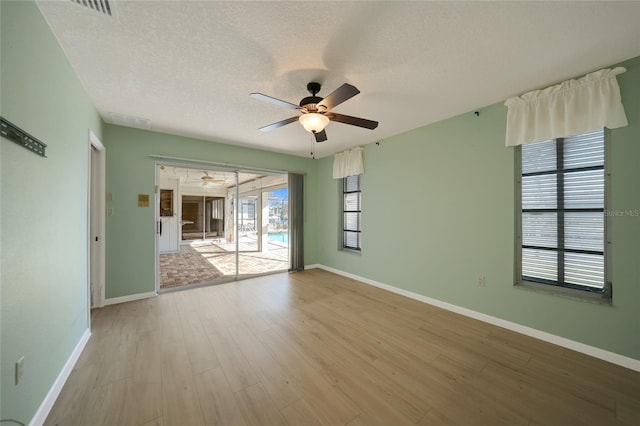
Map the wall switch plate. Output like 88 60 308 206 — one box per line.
16 356 24 385
477 276 486 287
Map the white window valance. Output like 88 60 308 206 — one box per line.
504 67 628 147
333 146 364 179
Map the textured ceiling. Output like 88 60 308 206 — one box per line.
37 1 640 158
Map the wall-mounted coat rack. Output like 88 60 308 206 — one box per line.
0 117 47 158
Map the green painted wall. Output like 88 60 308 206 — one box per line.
0 1 104 423
317 56 640 361
103 125 318 298
1 2 637 423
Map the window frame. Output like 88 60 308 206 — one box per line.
514 130 612 303
342 174 362 252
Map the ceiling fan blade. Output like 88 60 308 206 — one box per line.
327 112 378 130
250 93 299 109
258 116 299 132
314 129 328 143
317 83 360 111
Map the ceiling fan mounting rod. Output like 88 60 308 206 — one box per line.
300 82 324 111
307 82 321 96
307 81 322 96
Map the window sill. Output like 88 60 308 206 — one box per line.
515 280 612 306
341 247 362 255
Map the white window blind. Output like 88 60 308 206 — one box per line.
343 175 361 251
520 129 607 292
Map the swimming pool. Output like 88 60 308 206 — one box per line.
268 232 288 243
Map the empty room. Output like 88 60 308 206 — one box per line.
1 1 640 425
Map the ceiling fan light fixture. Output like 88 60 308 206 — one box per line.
299 113 329 133
252 82 377 141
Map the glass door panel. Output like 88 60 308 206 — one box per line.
157 165 289 290
236 173 289 278
157 165 237 290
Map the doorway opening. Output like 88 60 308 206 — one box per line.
156 164 289 291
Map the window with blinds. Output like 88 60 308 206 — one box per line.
343 175 362 251
518 129 609 295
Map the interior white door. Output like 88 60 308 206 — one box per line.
159 216 178 252
159 176 179 253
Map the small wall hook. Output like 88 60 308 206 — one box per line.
474 111 480 117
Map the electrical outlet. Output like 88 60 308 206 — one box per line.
16 356 24 385
477 276 486 287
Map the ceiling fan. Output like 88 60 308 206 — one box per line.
250 82 378 143
200 171 225 186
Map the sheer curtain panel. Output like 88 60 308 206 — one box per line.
504 67 628 147
333 146 364 179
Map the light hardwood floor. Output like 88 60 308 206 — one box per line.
45 269 640 425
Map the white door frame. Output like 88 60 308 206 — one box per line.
154 163 160 294
88 130 106 312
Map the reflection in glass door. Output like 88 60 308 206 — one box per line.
268 187 288 244
238 193 258 252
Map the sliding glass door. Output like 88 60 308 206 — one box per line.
157 165 237 290
235 172 289 278
156 164 288 291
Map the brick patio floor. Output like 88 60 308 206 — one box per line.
159 238 288 289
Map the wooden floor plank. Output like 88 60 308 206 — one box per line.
287 373 361 426
44 269 640 426
234 383 288 426
159 338 205 426
323 358 422 424
120 379 162 426
228 322 303 409
78 380 127 426
132 330 161 383
207 329 259 392
280 398 323 426
43 362 99 426
161 375 204 426
193 368 247 426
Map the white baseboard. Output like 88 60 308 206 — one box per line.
304 264 322 270
316 264 640 372
103 291 156 306
30 328 92 426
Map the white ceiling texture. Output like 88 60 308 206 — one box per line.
37 1 640 158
